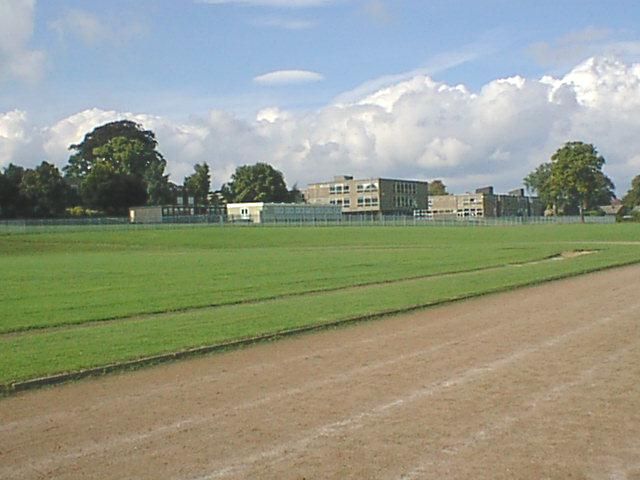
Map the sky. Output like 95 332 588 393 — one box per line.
2 0 640 195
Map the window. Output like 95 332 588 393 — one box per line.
240 208 249 217
343 198 350 207
343 185 350 193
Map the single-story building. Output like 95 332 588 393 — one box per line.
226 202 342 224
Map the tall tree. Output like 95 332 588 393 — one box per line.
288 183 304 203
19 162 71 217
549 142 614 222
80 161 147 215
523 162 557 213
221 163 290 203
65 121 170 208
184 163 211 205
622 174 640 210
428 180 448 196
65 120 160 179
0 164 28 218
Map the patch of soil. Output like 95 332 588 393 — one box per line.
1 264 639 480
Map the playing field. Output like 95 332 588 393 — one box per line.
2 223 640 389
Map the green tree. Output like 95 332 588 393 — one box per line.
65 121 170 207
80 162 147 215
549 142 614 222
0 164 28 218
66 120 160 178
622 174 640 209
221 163 290 203
288 183 304 203
184 163 211 205
19 162 71 217
428 179 448 196
524 162 558 213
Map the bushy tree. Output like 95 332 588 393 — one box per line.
65 121 170 209
550 142 614 221
525 142 614 221
19 162 71 217
0 164 28 218
66 120 160 178
80 162 147 215
184 163 211 205
288 184 304 203
622 174 640 209
428 180 448 196
221 163 290 203
524 162 557 212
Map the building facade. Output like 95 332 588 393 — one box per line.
226 202 342 223
420 187 544 219
304 175 429 216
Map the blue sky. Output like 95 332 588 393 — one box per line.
2 0 640 193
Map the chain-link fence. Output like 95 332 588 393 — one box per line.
0 213 617 234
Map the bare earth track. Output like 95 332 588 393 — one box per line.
2 264 640 479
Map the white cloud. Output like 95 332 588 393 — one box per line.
4 56 640 196
254 70 324 85
251 15 315 29
49 9 147 46
334 41 494 104
0 0 45 83
530 27 640 69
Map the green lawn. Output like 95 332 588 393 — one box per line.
2 224 640 387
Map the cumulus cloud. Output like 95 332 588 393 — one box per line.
3 56 640 195
530 27 640 69
0 0 46 83
254 70 324 85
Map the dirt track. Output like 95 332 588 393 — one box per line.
2 264 640 479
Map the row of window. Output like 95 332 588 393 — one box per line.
329 184 350 194
394 182 417 195
329 182 379 194
329 197 379 207
395 196 417 208
357 183 378 193
329 198 351 207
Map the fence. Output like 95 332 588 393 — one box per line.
0 214 617 234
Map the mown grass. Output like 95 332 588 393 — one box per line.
1 224 640 386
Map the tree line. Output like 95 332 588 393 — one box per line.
0 120 300 219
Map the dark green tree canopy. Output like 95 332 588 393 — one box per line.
19 162 71 218
184 163 211 205
65 120 161 179
65 121 171 209
0 164 28 218
80 162 147 215
524 162 555 211
622 174 640 209
428 180 448 196
222 163 290 203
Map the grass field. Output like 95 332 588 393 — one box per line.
2 223 640 389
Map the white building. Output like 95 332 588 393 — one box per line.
226 203 342 224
